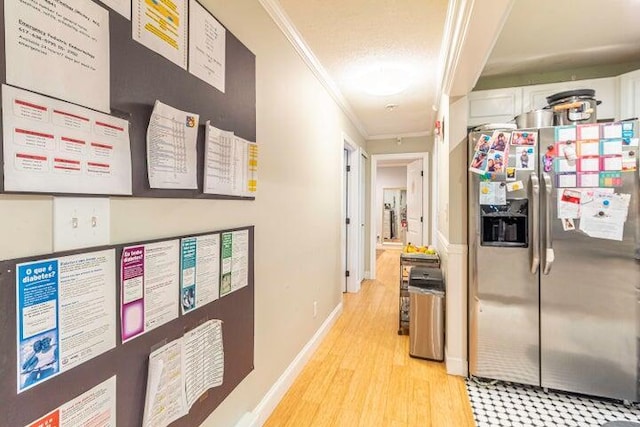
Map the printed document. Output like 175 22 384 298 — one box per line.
121 240 180 343
220 230 249 297
25 376 117 427
5 0 110 112
189 0 226 92
180 234 221 314
133 0 188 69
17 250 116 393
2 85 132 195
147 100 199 189
143 320 224 427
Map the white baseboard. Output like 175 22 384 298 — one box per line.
364 270 371 280
446 353 468 377
237 303 343 427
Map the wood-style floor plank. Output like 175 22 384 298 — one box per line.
264 249 476 427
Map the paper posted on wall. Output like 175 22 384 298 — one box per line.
25 376 117 427
143 320 224 427
579 192 631 241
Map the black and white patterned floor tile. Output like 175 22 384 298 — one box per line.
466 379 640 427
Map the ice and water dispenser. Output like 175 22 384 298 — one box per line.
480 199 528 247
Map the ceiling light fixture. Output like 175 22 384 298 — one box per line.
354 63 415 97
385 103 399 111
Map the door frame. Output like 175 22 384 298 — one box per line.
370 152 430 280
342 133 367 293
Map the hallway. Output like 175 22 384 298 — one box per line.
264 250 475 426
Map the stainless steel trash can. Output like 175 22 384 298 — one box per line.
408 267 444 360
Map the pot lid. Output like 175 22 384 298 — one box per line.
546 89 595 104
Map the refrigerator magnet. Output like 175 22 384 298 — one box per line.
506 167 516 181
577 124 601 140
515 147 534 170
555 158 577 173
511 131 537 146
622 150 637 172
599 171 622 187
561 218 576 231
600 139 623 156
578 157 600 172
622 122 634 144
601 156 623 172
602 123 623 139
555 125 577 142
506 181 523 192
578 140 600 157
578 172 599 188
556 173 577 188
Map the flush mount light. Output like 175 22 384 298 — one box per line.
354 64 415 96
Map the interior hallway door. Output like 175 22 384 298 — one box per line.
406 159 423 246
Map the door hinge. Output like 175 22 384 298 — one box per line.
346 165 351 172
420 216 423 223
345 270 350 277
346 217 351 225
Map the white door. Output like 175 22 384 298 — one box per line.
406 159 423 246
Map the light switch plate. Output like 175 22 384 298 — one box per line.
53 197 110 251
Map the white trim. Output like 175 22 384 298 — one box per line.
364 270 372 280
367 130 432 141
445 353 468 377
342 134 363 293
237 303 343 427
370 152 430 280
257 0 369 139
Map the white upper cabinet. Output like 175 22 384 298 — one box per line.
469 75 627 125
521 78 617 120
467 87 522 126
619 69 640 121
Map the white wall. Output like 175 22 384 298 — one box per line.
375 166 407 244
0 1 365 426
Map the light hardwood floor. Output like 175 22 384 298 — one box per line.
264 249 476 427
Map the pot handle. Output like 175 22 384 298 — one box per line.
552 101 585 111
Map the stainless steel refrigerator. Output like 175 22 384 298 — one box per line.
468 124 640 402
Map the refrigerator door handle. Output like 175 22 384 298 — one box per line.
542 172 555 275
530 173 540 274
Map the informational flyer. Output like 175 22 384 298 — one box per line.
180 234 221 314
2 85 132 195
183 320 224 407
121 240 180 343
203 122 235 195
579 193 631 241
479 182 506 206
26 376 117 427
103 0 132 19
189 0 226 92
203 122 258 197
143 320 224 427
220 230 249 297
147 100 199 189
133 0 188 69
143 340 186 427
5 0 110 113
16 250 116 393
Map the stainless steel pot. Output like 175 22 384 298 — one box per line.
546 89 599 125
515 109 554 128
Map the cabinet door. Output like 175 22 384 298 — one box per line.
522 77 617 120
619 69 640 121
468 87 522 126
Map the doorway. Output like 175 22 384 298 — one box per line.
342 134 367 293
370 152 429 280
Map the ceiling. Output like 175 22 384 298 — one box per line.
272 0 640 140
482 0 640 78
276 0 448 139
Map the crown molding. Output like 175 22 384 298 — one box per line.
257 0 369 139
367 130 432 141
